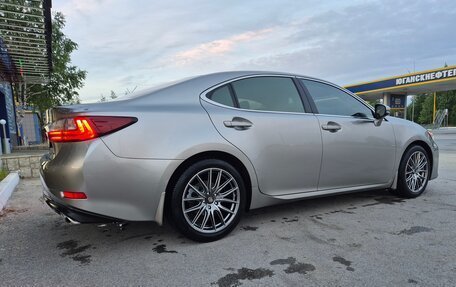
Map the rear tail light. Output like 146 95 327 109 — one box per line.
61 191 87 200
48 116 137 143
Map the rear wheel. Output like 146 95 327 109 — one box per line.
170 159 245 242
397 145 430 198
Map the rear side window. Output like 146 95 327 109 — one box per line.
231 77 304 113
208 85 235 107
301 79 373 118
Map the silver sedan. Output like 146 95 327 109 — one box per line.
40 71 439 241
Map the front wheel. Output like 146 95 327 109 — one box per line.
397 145 430 198
170 159 246 242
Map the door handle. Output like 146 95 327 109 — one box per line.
224 117 253 129
321 121 341 133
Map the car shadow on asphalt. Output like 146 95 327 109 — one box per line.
14 187 427 267
48 188 403 246
245 188 403 219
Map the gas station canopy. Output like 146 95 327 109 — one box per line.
345 64 456 101
0 0 52 84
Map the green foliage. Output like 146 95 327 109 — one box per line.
110 90 118 100
26 12 87 112
407 91 456 126
99 91 117 102
407 94 425 122
418 94 434 124
0 169 9 181
365 99 380 108
439 90 456 126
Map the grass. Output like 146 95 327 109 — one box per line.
0 169 9 181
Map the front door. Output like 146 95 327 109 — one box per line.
300 79 396 190
201 76 323 196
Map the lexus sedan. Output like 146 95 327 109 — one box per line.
40 71 439 241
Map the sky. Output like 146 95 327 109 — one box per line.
53 0 456 103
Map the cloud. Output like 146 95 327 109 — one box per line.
171 28 273 65
52 0 456 102
57 0 111 17
235 0 456 85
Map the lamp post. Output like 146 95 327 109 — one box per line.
0 119 11 154
411 95 415 122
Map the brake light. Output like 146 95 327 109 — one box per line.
48 116 137 143
61 191 87 199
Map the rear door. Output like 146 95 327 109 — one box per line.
201 76 323 196
300 79 396 190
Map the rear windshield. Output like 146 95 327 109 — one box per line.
119 77 196 100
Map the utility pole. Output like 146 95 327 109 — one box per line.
411 95 415 122
433 92 436 123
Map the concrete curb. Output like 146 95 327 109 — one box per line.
0 172 20 211
432 127 456 134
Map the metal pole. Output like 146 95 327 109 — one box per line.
403 93 407 120
2 124 10 154
433 92 436 123
412 95 415 122
0 120 10 154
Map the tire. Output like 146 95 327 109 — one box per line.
170 159 246 242
397 145 430 198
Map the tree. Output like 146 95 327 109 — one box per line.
99 90 117 102
26 12 87 112
365 99 380 108
407 94 426 122
99 87 135 102
418 94 435 124
110 90 118 100
99 94 107 102
414 91 456 126
438 90 456 126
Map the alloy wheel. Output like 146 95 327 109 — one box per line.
181 168 240 233
405 151 429 193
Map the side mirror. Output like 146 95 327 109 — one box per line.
374 104 390 119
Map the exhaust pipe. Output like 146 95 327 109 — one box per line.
64 216 81 225
43 196 81 224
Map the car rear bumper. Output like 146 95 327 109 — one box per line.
42 192 119 224
40 139 182 222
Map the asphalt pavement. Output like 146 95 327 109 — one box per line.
0 133 455 286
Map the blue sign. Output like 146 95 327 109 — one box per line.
390 94 405 109
346 66 456 94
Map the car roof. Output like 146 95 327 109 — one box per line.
127 71 324 99
57 71 341 112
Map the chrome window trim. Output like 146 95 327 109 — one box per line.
200 74 314 116
206 84 237 108
312 113 378 120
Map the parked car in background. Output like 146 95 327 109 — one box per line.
40 71 439 241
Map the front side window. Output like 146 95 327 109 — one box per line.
231 77 305 113
301 79 373 118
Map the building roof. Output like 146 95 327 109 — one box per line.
0 0 52 84
345 64 456 99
